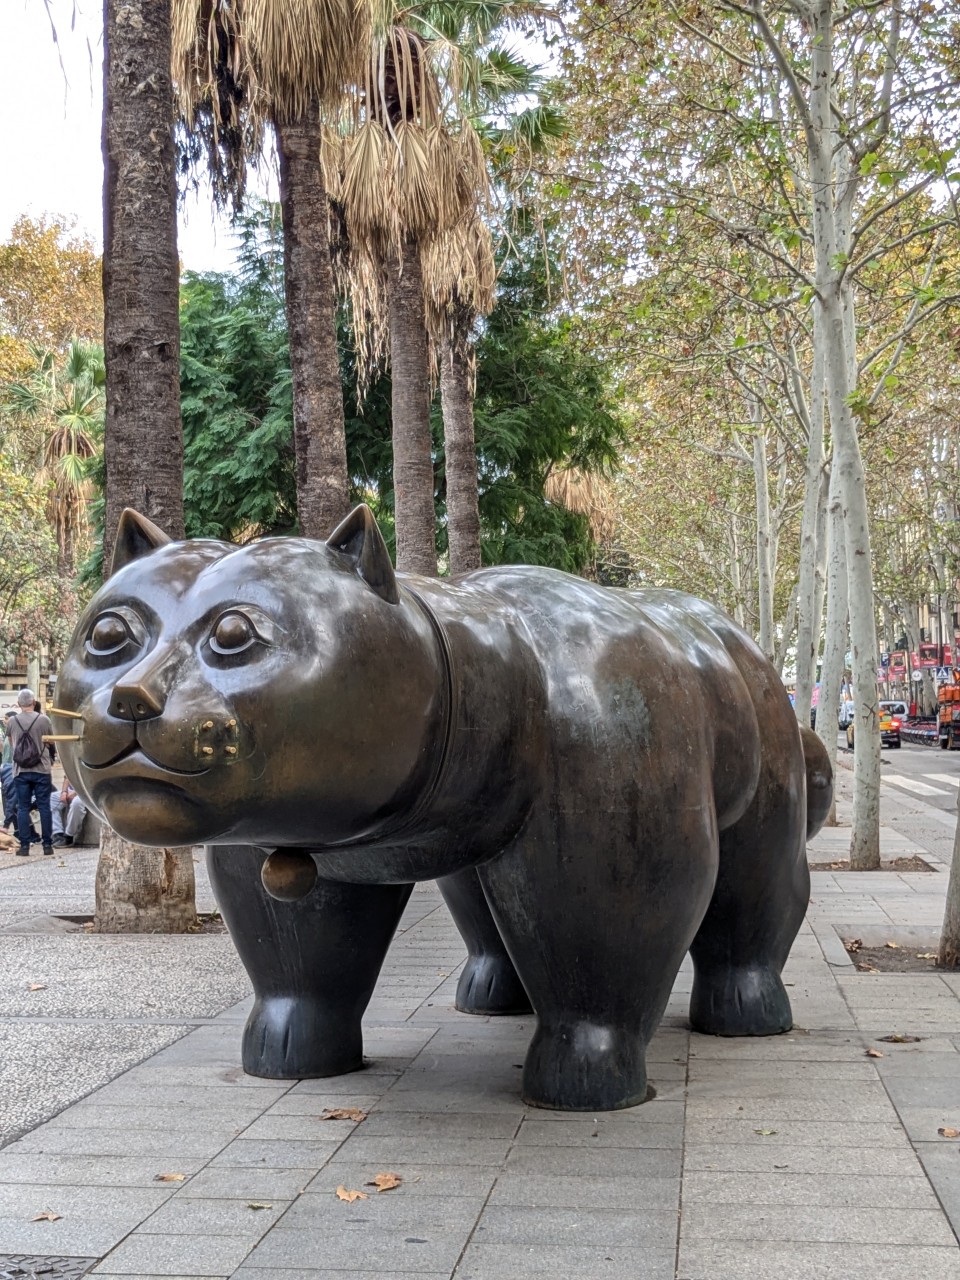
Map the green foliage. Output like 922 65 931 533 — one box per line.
175 203 624 574
180 270 297 539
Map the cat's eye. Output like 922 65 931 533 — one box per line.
208 608 274 658
85 609 144 658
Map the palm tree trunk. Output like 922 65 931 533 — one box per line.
276 102 350 540
102 0 184 560
100 0 195 934
440 333 481 575
386 238 437 576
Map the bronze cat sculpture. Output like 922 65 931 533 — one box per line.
54 505 832 1111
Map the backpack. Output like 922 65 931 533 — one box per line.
12 714 42 770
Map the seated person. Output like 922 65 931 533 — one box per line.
51 779 86 847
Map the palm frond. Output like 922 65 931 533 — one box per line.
246 0 370 120
543 466 616 542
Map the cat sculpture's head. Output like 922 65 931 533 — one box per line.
55 507 444 848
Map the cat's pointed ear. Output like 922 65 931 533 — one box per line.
110 509 173 577
327 505 400 605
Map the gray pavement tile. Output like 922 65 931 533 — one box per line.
680 1202 956 1245
118 1063 293 1090
683 1094 898 1122
513 1118 682 1149
47 1103 267 1132
138 1194 289 1234
894 1106 960 1142
682 1142 925 1175
503 1144 682 1178
914 1141 960 1231
92 1232 257 1275
687 1032 865 1061
279 1190 485 1232
372 1089 523 1115
676 1241 960 1280
879 1072 960 1108
454 1243 677 1279
209 1139 342 1168
680 1169 942 1208
687 1058 878 1082
178 1168 317 1200
326 1136 512 1165
677 1118 907 1146
7 1125 241 1158
303 1162 498 1199
232 1115 366 1143
520 1099 685 1124
0 1181 170 1216
472 1204 678 1247
236 1272 451 1279
353 1112 521 1139
0 1153 210 1186
241 1224 468 1273
486 1172 679 1209
265 1093 385 1116
0 1212 140 1255
285 1073 401 1095
91 1083 290 1109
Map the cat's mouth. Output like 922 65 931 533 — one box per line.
82 744 210 778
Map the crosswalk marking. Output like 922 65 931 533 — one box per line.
882 774 949 796
927 773 960 787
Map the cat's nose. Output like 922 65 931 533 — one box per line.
111 681 164 722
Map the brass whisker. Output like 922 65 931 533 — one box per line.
49 707 83 719
42 734 82 742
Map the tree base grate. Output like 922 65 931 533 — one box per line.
0 1259 97 1279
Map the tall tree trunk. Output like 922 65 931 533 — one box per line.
816 477 848 828
794 336 826 727
100 0 195 933
386 238 437 575
810 0 880 869
276 102 350 540
752 419 775 660
940 789 960 969
440 332 481 575
102 0 184 560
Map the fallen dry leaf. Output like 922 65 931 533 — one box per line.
154 1172 187 1183
937 1127 960 1139
878 1033 923 1044
754 1128 777 1136
32 1211 61 1222
884 941 900 949
367 1171 402 1192
26 983 47 991
321 1108 368 1123
845 937 862 953
865 1048 884 1058
855 961 879 973
247 1202 273 1210
917 953 937 960
335 1185 368 1202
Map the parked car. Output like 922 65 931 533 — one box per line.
846 705 902 749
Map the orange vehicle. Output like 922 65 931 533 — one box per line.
938 678 960 750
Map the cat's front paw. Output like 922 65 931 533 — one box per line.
242 996 363 1079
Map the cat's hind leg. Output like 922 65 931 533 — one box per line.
688 762 809 1037
437 867 532 1015
208 845 411 1078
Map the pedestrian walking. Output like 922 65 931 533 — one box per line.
7 690 55 857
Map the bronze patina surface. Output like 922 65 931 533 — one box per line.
55 506 831 1111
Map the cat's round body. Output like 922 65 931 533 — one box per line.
55 506 831 1110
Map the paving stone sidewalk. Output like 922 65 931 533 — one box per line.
0 763 957 1279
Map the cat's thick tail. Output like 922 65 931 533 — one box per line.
799 725 833 840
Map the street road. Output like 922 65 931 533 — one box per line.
839 735 960 816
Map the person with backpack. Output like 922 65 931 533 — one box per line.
8 689 55 857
